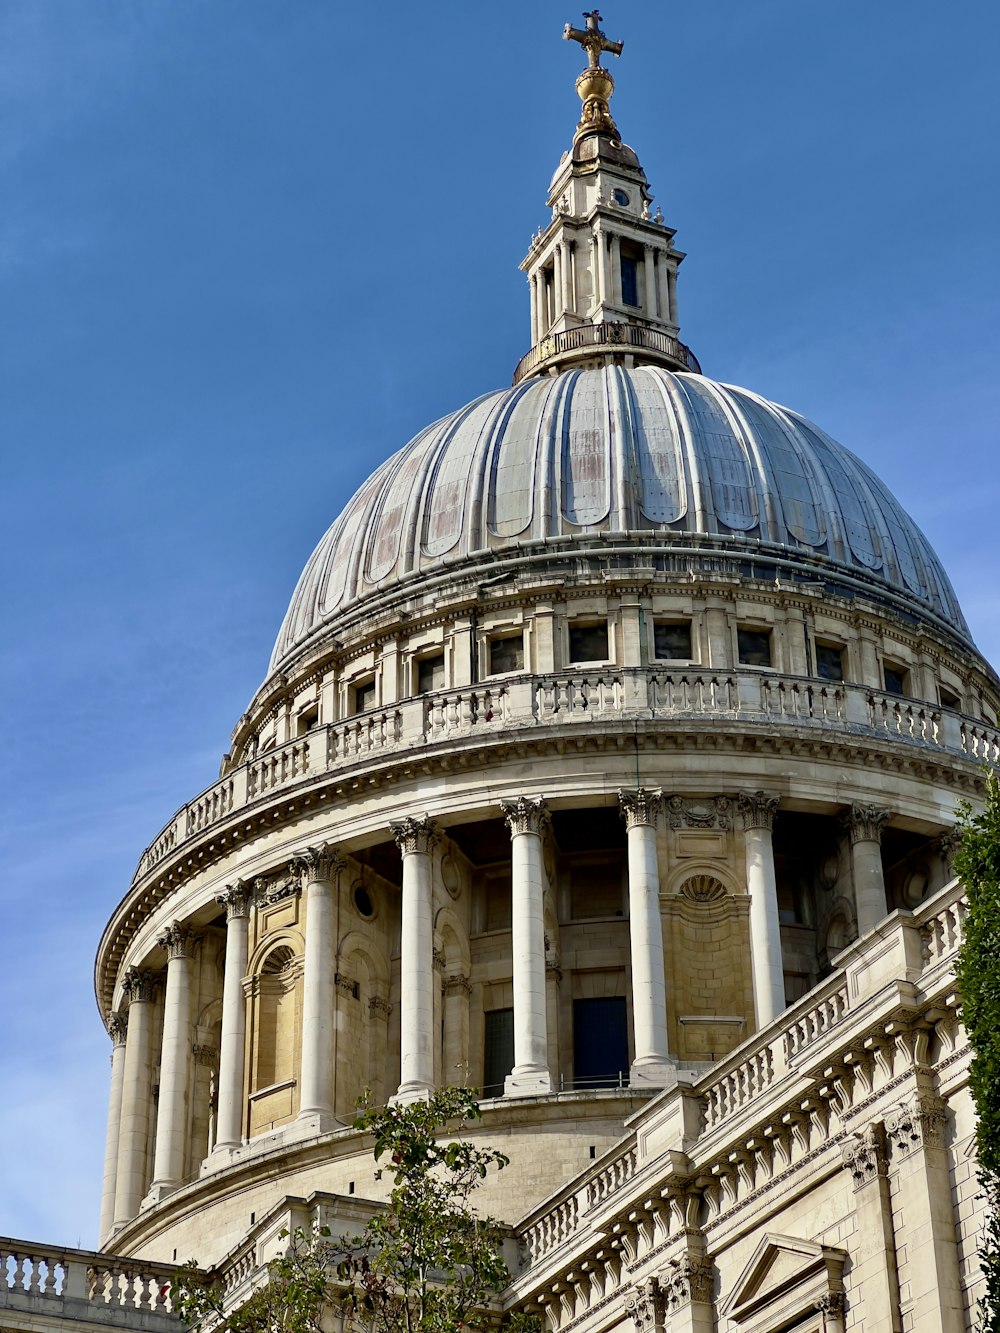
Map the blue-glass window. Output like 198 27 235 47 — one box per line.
573 996 628 1088
621 256 639 308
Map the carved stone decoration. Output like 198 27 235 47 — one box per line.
107 1011 128 1046
368 995 392 1020
840 1123 887 1190
935 826 962 876
440 852 460 899
217 880 252 920
122 967 155 1005
158 923 196 960
815 1291 847 1319
842 803 890 846
624 1277 663 1333
390 816 440 856
665 794 732 830
432 947 446 973
501 796 549 838
192 1044 218 1067
679 874 727 903
290 843 344 884
443 973 472 997
619 787 663 830
738 790 779 832
661 1256 713 1310
334 972 359 1000
885 1095 948 1157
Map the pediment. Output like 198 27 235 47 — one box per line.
721 1232 846 1326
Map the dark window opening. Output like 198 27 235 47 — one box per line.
484 871 512 932
569 622 609 663
417 654 445 695
940 686 960 710
354 678 377 714
569 860 623 919
738 628 772 668
573 996 628 1089
620 255 639 308
815 642 845 683
297 706 319 736
654 621 692 660
884 664 909 697
353 885 374 919
783 972 812 1005
483 1008 514 1097
489 633 524 675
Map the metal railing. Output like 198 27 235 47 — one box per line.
512 321 700 384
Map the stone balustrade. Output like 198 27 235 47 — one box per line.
0 1240 179 1328
512 879 967 1272
131 669 997 886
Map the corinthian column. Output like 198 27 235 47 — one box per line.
619 789 673 1085
213 882 252 1153
738 792 785 1027
391 817 439 1102
113 969 155 1225
98 1012 128 1243
502 797 553 1095
148 924 196 1198
844 804 890 934
293 845 343 1126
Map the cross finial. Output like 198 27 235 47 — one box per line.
563 10 624 70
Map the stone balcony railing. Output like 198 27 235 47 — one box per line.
0 1241 180 1329
511 320 700 384
130 668 998 889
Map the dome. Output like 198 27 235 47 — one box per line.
271 366 969 670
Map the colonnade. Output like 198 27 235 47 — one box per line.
99 791 892 1238
529 234 678 337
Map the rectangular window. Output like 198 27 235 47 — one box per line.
488 633 524 675
572 996 628 1089
354 678 377 714
654 621 692 660
883 663 909 696
417 654 446 694
815 642 845 682
482 1008 514 1098
737 627 772 668
296 706 319 736
569 621 609 663
939 686 960 710
620 255 639 308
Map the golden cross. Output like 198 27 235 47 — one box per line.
563 10 624 70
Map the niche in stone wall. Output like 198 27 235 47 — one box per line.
247 940 302 1137
334 932 391 1115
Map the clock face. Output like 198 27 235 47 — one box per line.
613 188 630 207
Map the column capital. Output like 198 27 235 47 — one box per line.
935 825 962 874
738 790 779 832
843 803 891 845
619 787 662 829
369 994 393 1020
502 795 549 838
157 923 196 961
625 1278 664 1333
217 880 253 920
122 967 155 1004
661 1256 713 1311
390 816 439 856
107 1011 128 1046
885 1094 948 1157
840 1122 887 1190
290 843 344 884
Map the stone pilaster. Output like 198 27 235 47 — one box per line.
840 1123 902 1333
502 798 553 1094
619 789 673 1086
843 804 891 934
738 791 784 1027
391 818 439 1102
660 1256 714 1333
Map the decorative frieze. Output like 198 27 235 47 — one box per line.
217 880 253 920
157 923 195 960
502 795 549 838
106 1011 128 1046
390 816 439 856
665 794 732 830
737 790 779 832
840 1123 887 1190
842 803 890 845
885 1095 948 1157
619 787 662 830
290 843 344 884
121 967 155 1004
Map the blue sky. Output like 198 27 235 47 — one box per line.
1 1 998 1246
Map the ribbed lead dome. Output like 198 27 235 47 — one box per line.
271 367 968 669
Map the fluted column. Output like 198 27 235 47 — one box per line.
619 789 674 1085
845 804 890 934
391 817 439 1102
643 246 657 318
98 1012 128 1243
213 882 252 1153
148 925 196 1198
113 969 155 1226
739 792 785 1027
502 797 553 1095
293 845 342 1125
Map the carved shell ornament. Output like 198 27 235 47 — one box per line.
679 874 727 902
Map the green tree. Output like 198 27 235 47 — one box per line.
174 1087 537 1333
955 773 1000 1333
